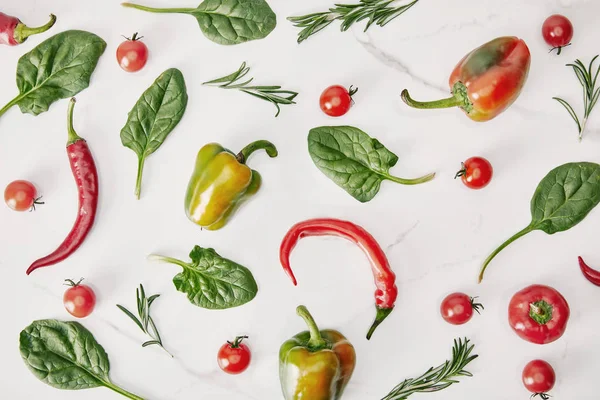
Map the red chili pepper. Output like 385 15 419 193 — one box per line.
401 36 531 122
279 218 397 340
0 12 56 46
27 99 98 275
578 256 600 286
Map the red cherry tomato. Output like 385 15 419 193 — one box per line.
542 15 573 54
319 85 358 117
116 33 148 72
4 180 44 212
522 359 556 397
455 157 493 189
508 284 570 344
440 293 483 325
63 279 96 318
217 336 251 374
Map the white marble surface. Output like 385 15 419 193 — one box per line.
1 0 599 399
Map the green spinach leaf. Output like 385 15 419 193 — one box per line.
308 126 435 202
149 246 258 309
122 0 277 46
120 68 188 199
480 162 600 282
20 320 143 399
0 30 106 119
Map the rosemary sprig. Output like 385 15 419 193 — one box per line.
381 338 478 400
288 0 419 44
553 55 600 141
117 284 173 357
203 62 298 117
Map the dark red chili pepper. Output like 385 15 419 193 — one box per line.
0 12 56 46
578 256 600 286
27 98 98 275
279 218 397 340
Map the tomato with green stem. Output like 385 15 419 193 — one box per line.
4 180 44 211
440 293 483 325
522 359 555 399
117 32 148 72
542 15 573 55
319 85 358 117
455 157 493 189
217 336 251 374
63 278 96 318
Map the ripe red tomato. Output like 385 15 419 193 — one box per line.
455 157 493 189
440 293 483 325
4 180 44 212
319 85 358 117
63 279 96 318
542 15 573 54
508 284 570 344
217 336 251 374
117 33 148 72
522 359 555 397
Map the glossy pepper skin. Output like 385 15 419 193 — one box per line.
185 140 277 230
0 12 56 46
279 306 356 400
401 36 531 122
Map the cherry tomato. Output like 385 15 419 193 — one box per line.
508 284 570 344
217 336 251 374
440 293 483 325
63 279 96 318
455 157 493 189
319 85 358 117
542 15 573 55
522 359 555 397
116 33 148 72
4 180 44 212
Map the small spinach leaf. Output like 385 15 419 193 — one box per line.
19 320 143 399
480 162 600 281
120 68 188 199
122 0 277 46
308 126 435 202
149 246 258 309
0 30 106 119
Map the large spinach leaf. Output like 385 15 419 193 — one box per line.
20 320 143 399
120 68 188 199
149 246 258 309
308 126 435 202
0 30 106 119
480 162 600 281
122 0 277 45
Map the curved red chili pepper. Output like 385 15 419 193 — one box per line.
578 256 600 286
279 218 397 340
27 99 98 275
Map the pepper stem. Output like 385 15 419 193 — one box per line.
67 98 83 145
121 3 196 14
236 140 278 164
296 305 327 350
366 307 393 340
13 14 57 43
401 82 473 113
479 225 534 282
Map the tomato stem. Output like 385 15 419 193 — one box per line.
529 300 553 325
64 278 84 287
454 163 467 179
228 335 248 348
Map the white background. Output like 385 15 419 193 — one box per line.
1 0 599 399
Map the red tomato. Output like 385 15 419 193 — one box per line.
455 157 493 189
508 284 570 344
4 180 44 212
217 336 251 374
117 33 148 72
522 359 555 396
319 85 358 117
542 15 573 54
63 279 96 318
440 293 483 325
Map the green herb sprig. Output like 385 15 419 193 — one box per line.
203 62 298 117
553 55 600 141
381 338 478 400
288 0 419 44
117 284 173 357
